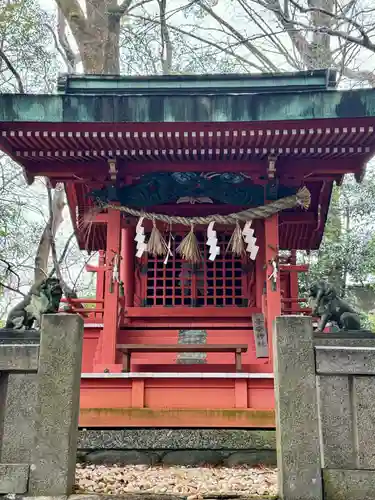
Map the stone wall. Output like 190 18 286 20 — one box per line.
274 316 375 500
0 314 83 496
77 429 276 466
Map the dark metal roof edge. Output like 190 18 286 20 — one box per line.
58 69 335 81
57 69 338 94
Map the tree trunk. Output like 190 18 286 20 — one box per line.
158 0 173 74
34 184 65 283
307 0 334 68
80 0 120 74
55 0 121 74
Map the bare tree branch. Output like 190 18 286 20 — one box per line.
58 8 78 72
129 13 266 70
48 232 75 279
158 0 173 74
289 0 369 39
44 22 75 73
128 0 155 13
0 257 22 290
0 47 24 93
0 281 26 297
118 0 134 15
34 182 65 283
195 0 280 71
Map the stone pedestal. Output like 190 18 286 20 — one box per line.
273 316 322 500
28 313 83 495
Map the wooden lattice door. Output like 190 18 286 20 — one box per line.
134 230 256 307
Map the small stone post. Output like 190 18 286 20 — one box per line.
273 316 322 500
28 313 83 495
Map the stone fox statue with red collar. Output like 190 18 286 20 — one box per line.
309 281 361 332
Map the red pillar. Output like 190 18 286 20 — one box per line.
86 252 106 321
94 208 122 372
120 225 135 307
289 250 299 313
97 250 106 302
264 214 281 363
255 220 265 309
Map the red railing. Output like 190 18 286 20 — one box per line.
59 295 312 322
60 298 104 321
281 297 311 315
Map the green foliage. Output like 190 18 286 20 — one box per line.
0 0 58 92
301 170 375 297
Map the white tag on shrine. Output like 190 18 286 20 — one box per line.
246 236 256 249
208 246 220 261
207 221 216 239
135 216 146 258
136 216 145 234
250 244 259 260
206 221 220 261
242 221 254 242
136 241 147 258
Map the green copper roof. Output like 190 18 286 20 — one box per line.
57 69 337 95
1 86 375 123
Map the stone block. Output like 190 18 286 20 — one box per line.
28 314 84 496
84 450 159 465
1 373 37 463
77 428 276 450
317 375 354 468
162 450 222 466
323 469 375 500
0 328 40 344
0 344 39 371
225 450 277 467
273 316 322 500
316 346 375 375
0 464 29 494
0 373 7 455
353 376 375 469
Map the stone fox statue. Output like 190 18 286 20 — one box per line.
309 281 361 332
5 277 63 330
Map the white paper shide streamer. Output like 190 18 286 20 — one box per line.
135 216 147 258
242 221 259 260
206 221 220 261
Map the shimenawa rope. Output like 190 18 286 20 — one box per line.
98 186 311 225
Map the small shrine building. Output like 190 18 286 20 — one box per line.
1 69 375 428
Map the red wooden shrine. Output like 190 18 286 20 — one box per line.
2 70 375 428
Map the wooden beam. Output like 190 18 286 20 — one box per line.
280 212 316 224
24 156 362 180
27 159 266 177
280 264 309 273
79 406 275 428
125 306 260 318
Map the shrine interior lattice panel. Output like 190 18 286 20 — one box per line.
143 231 255 307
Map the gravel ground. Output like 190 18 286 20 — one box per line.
75 464 278 498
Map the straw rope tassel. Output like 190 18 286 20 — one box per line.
176 225 201 263
147 219 168 257
227 221 245 257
